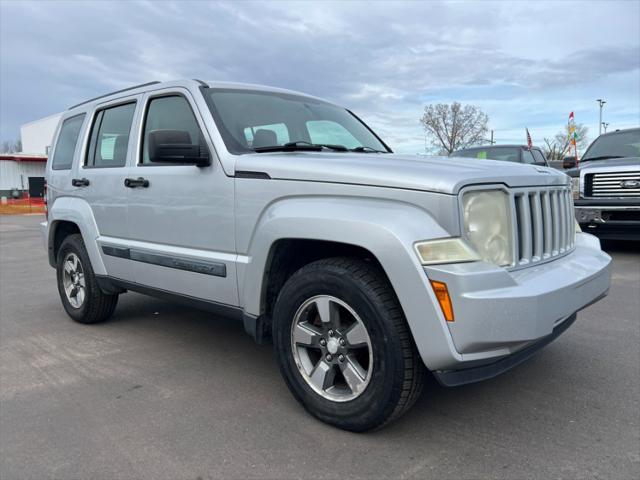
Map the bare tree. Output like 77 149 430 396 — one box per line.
543 123 589 160
420 102 489 154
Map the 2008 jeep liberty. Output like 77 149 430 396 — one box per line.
42 80 611 431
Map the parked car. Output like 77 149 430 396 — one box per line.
566 127 640 240
42 80 611 431
451 145 549 166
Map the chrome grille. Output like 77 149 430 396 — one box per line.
586 171 640 197
512 186 574 267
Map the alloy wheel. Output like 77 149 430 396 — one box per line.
62 252 86 308
290 295 373 402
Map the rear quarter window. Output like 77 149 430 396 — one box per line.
51 114 86 170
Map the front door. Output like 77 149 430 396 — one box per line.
126 89 237 306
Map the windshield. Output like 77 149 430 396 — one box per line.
453 147 522 163
205 89 389 154
582 130 640 160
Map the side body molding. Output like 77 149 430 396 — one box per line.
238 195 464 370
47 196 106 275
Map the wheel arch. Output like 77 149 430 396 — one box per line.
49 220 80 267
47 196 106 274
238 195 461 369
260 239 386 322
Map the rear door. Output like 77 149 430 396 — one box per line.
78 96 141 281
125 87 237 306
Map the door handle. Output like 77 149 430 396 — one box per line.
71 178 90 187
124 177 150 188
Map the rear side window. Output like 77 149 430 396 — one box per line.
86 102 136 168
51 114 85 170
532 149 546 165
141 95 205 164
521 150 535 164
454 147 520 163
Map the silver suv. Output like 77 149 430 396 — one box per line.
42 80 611 431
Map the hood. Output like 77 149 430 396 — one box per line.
235 152 569 194
565 156 640 177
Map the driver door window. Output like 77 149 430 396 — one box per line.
141 95 204 164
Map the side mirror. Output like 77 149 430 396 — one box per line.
148 130 210 166
563 156 577 169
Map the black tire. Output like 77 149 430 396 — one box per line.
56 233 118 324
273 257 425 432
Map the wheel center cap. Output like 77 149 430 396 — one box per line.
327 337 340 354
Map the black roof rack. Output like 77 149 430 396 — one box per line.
193 79 209 87
68 81 161 110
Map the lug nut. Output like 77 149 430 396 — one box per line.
338 354 345 363
325 354 333 362
328 329 334 337
319 338 327 346
339 338 346 346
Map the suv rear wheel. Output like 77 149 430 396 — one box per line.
272 257 425 431
56 234 118 324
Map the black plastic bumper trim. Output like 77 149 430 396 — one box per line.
434 313 577 387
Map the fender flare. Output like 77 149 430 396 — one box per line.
47 196 106 275
239 196 463 370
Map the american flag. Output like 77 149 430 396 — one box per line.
526 128 533 150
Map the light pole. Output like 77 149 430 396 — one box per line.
602 122 609 133
596 99 606 136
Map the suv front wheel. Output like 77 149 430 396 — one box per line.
56 234 118 324
273 257 425 431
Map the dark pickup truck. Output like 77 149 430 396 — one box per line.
566 127 640 240
451 144 549 166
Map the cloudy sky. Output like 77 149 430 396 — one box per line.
1 0 639 153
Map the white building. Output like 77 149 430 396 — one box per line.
20 112 62 155
0 113 61 198
0 154 47 198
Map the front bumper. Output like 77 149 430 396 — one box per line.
434 313 578 386
424 232 611 372
574 203 640 239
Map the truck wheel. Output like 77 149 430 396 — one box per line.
56 234 118 324
272 257 425 432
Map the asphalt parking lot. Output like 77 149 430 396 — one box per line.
1 215 638 480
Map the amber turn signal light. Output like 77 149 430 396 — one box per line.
430 280 454 322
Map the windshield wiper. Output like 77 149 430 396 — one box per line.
581 155 624 161
253 141 348 153
350 146 387 153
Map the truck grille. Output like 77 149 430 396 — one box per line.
512 186 574 267
585 171 640 197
